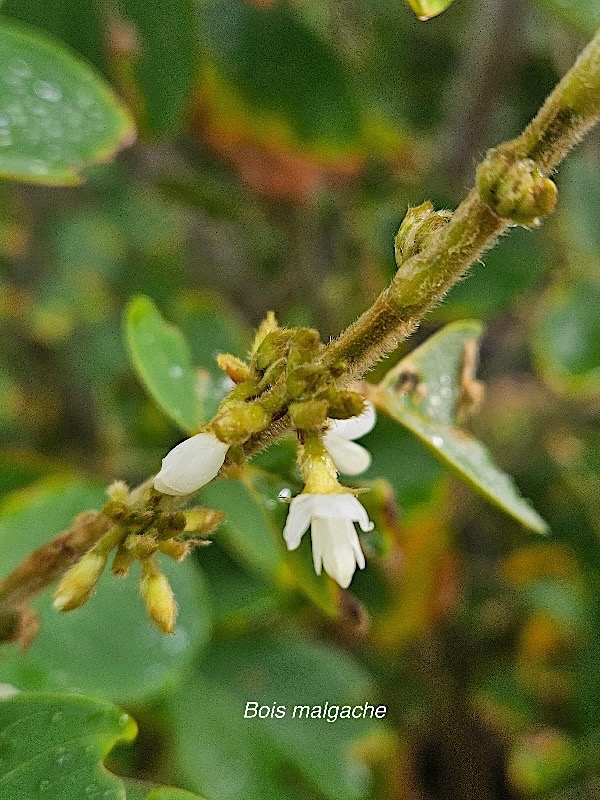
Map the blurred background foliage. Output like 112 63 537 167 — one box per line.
0 1 599 799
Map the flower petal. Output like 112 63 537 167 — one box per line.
323 433 372 475
282 494 314 550
153 432 229 496
309 493 374 533
312 517 361 588
328 401 376 441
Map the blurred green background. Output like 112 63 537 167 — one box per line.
0 1 599 799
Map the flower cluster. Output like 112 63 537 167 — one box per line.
153 399 377 589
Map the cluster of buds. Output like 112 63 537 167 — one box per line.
53 481 223 633
152 312 379 590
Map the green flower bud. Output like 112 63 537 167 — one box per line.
286 363 322 399
394 202 452 267
476 149 558 226
139 558 177 634
251 310 279 355
289 399 329 430
111 544 134 578
326 390 366 420
158 538 189 560
216 353 251 384
254 330 293 372
53 550 107 612
212 401 270 444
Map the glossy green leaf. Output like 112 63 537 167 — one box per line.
0 693 137 800
531 280 600 397
114 0 198 136
201 469 339 616
172 290 250 421
0 478 211 702
169 631 383 800
405 0 455 20
530 0 600 35
125 784 207 800
148 790 207 800
126 296 202 433
376 321 548 533
0 21 134 185
200 475 285 584
203 0 361 148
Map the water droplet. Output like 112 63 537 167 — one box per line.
432 435 444 447
440 387 452 399
118 713 129 727
0 116 9 127
169 365 183 379
33 80 62 102
278 488 292 502
10 58 30 78
39 780 50 791
29 159 49 176
51 711 63 724
56 746 69 766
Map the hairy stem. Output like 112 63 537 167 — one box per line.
244 27 600 453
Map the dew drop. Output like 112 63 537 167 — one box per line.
169 365 183 379
39 780 50 792
278 488 292 502
118 713 129 727
33 80 62 102
432 435 444 448
0 116 9 127
50 711 63 724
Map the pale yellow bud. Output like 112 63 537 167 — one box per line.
53 551 107 612
139 559 177 634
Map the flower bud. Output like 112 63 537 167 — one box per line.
251 310 279 354
212 402 270 444
216 353 251 384
326 390 366 420
53 550 107 612
394 202 452 267
139 559 177 634
289 399 329 430
476 149 557 226
153 432 229 495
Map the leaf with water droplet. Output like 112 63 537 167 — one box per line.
125 296 202 433
0 20 134 185
376 320 548 533
0 693 136 800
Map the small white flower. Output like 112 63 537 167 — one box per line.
323 401 376 476
153 432 229 496
283 493 373 588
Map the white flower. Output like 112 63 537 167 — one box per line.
283 493 373 588
153 432 229 496
323 401 376 476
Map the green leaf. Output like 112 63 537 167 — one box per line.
376 321 549 533
531 279 600 397
125 295 202 433
200 475 285 584
172 290 251 421
0 478 212 702
203 1 361 149
114 0 198 137
124 783 207 800
405 0 455 20
169 632 383 800
530 0 600 35
148 790 207 800
0 21 134 185
0 692 137 800
201 469 339 616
